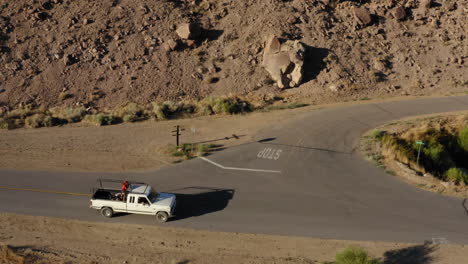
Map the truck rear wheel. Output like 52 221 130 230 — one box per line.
156 211 168 222
101 207 113 218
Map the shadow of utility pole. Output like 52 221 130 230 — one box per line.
193 134 246 144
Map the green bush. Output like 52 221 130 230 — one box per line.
0 118 16 129
49 107 85 123
170 143 217 159
421 143 444 163
458 127 468 152
84 114 118 126
371 130 386 140
414 130 456 173
199 96 252 115
24 114 54 128
335 247 381 264
446 167 468 184
152 101 195 120
112 103 143 122
6 105 36 119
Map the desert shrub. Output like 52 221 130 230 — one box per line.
24 114 54 128
414 130 456 174
152 101 175 120
458 127 468 152
58 92 72 100
381 135 415 164
112 103 143 122
170 143 217 159
152 101 195 120
6 106 36 119
0 245 26 264
335 247 381 264
446 168 468 184
84 114 118 126
371 130 386 140
199 96 252 115
0 118 16 129
49 107 85 123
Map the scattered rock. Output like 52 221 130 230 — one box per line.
5 61 21 71
176 23 201 40
163 39 178 52
183 39 196 48
328 84 343 92
83 18 92 25
0 88 5 93
353 7 372 26
443 1 457 12
262 35 305 89
392 6 407 20
421 0 433 9
373 59 387 72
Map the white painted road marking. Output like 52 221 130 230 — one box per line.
200 157 282 174
257 148 282 160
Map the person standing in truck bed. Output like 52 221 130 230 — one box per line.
121 181 129 201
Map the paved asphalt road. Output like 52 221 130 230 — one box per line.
1 96 467 244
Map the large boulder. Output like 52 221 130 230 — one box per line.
262 35 305 89
353 7 372 26
176 23 201 40
392 6 407 20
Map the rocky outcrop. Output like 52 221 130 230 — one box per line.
262 35 305 89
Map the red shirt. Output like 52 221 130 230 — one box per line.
121 183 128 192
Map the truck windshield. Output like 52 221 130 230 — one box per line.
147 189 159 203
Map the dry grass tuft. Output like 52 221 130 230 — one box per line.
0 245 25 264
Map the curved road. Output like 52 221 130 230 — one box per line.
1 96 467 243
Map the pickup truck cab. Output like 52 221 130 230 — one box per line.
90 180 176 222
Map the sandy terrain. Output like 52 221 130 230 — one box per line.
1 213 468 264
1 0 467 110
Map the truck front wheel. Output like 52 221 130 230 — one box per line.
156 211 168 222
101 207 113 218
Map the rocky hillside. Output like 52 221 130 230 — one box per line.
0 0 466 110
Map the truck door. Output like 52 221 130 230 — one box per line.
127 195 152 214
126 195 138 213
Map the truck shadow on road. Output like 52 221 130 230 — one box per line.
168 187 235 221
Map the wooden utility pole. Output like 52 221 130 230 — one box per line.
172 125 185 147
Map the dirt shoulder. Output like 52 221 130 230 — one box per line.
0 103 316 172
1 213 467 264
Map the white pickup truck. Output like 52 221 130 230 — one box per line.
90 180 176 222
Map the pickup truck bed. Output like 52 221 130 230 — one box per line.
92 189 123 201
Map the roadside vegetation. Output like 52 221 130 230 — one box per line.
324 247 381 264
376 127 468 185
363 114 468 189
162 143 222 162
0 97 309 130
0 245 36 264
